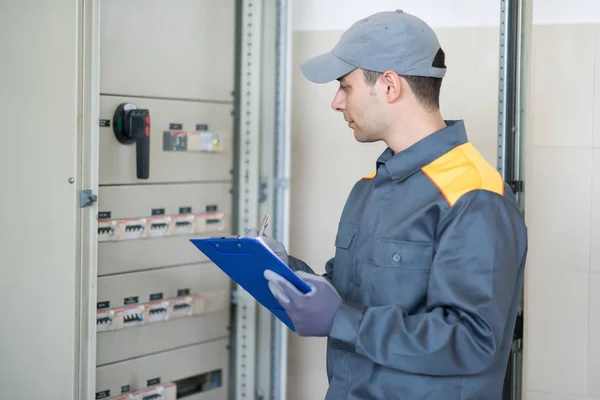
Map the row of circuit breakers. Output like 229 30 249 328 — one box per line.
94 101 234 400
94 1 238 398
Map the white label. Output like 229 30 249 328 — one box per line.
187 131 222 152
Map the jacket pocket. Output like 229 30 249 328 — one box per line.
332 222 357 288
366 239 434 308
333 223 357 266
370 239 434 269
335 222 357 248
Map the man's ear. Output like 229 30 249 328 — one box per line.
380 70 403 103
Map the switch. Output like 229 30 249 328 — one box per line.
148 216 171 237
96 310 114 332
116 218 147 240
169 296 195 318
195 211 226 233
97 220 116 242
170 214 195 235
113 102 151 179
114 305 145 329
145 301 170 323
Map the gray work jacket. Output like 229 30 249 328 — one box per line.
290 120 528 399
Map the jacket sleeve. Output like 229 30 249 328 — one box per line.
288 256 316 274
328 189 528 376
288 256 335 283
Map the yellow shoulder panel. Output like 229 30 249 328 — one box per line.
421 142 504 206
363 171 376 180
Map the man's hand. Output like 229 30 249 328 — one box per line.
264 269 342 336
246 228 289 266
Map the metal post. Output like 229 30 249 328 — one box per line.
233 1 263 399
272 1 293 399
78 1 101 398
498 0 532 399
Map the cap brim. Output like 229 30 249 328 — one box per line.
299 51 356 84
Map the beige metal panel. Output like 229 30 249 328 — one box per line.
97 182 232 219
96 339 229 399
0 2 81 399
97 263 229 307
100 0 235 101
97 312 230 365
99 95 234 185
99 235 214 275
97 183 232 275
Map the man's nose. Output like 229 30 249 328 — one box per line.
331 91 345 112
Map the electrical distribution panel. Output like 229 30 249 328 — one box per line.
96 1 236 399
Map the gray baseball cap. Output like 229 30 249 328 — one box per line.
299 10 446 84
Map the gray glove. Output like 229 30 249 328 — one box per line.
246 228 289 266
264 269 342 336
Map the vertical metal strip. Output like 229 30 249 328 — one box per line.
236 0 263 398
78 0 100 398
256 2 276 399
272 0 292 399
498 1 532 399
514 0 533 215
498 0 517 181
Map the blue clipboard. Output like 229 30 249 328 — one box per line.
189 236 311 331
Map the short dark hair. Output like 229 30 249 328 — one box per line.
363 48 446 111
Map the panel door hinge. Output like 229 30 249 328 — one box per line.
513 312 523 340
80 190 98 208
510 180 524 194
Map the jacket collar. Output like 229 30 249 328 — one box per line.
376 120 469 182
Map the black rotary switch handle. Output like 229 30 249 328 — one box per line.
112 102 151 179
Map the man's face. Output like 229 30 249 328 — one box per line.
331 69 386 143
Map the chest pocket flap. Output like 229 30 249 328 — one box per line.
335 223 357 249
371 239 434 269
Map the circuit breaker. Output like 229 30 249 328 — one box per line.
96 0 236 398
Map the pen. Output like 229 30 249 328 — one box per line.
258 214 270 236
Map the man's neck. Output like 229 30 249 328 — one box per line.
386 111 447 154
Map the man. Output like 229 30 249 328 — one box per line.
253 10 528 399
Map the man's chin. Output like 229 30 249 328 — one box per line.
353 131 374 143
354 137 374 143
349 125 376 142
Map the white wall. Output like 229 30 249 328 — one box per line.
288 1 600 400
293 0 600 30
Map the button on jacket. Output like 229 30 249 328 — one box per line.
289 120 528 399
